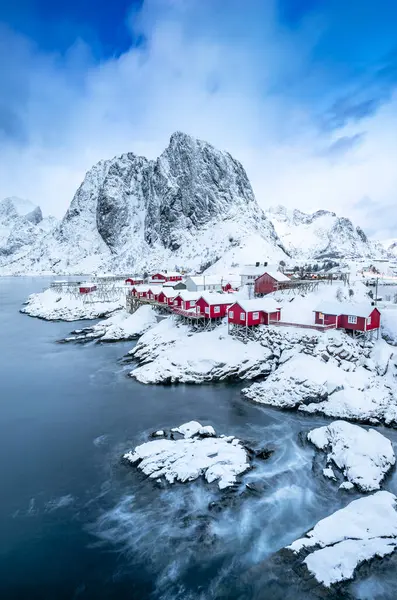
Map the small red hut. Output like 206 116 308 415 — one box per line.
314 302 381 332
172 291 201 311
228 299 281 327
157 289 177 306
151 271 183 282
195 293 234 319
133 285 151 298
79 283 97 294
254 271 291 296
125 278 144 286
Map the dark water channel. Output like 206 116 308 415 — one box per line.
1 277 397 599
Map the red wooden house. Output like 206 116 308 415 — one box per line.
314 302 381 332
133 285 151 298
151 271 183 282
254 271 291 296
228 299 281 327
79 283 97 294
195 293 234 319
125 278 144 285
172 291 201 311
157 289 177 306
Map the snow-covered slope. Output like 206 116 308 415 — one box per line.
0 197 58 265
1 133 288 275
265 205 386 261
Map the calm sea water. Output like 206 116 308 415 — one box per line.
1 277 397 599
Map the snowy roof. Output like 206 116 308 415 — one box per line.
186 275 223 286
80 282 96 287
257 270 290 282
133 284 151 292
230 298 281 313
198 292 235 305
152 271 182 277
174 290 202 301
240 265 268 276
314 301 377 318
159 289 177 298
162 281 183 287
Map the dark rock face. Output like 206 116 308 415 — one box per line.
3 132 287 274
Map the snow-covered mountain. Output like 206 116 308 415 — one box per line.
1 133 288 275
265 205 386 261
0 197 58 265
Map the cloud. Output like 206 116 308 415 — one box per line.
0 0 396 240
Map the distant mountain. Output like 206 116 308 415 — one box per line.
265 205 387 261
0 197 57 265
1 133 288 275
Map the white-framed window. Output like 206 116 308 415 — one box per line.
173 300 178 305
214 306 220 314
367 316 372 325
205 306 210 314
348 315 357 324
240 312 246 320
253 311 259 319
318 312 324 320
229 310 234 318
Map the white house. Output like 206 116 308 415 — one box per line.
185 275 224 292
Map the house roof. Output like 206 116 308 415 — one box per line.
151 271 182 277
230 298 281 313
197 292 236 305
174 290 202 301
256 270 290 282
186 275 223 286
240 266 268 276
159 289 177 298
133 285 151 292
314 301 378 318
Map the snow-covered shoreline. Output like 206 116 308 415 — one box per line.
21 288 124 321
61 306 157 342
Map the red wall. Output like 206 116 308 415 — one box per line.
314 312 338 327
254 273 277 296
152 274 182 282
195 298 231 318
314 309 380 331
228 303 280 326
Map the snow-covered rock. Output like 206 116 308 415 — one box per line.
287 491 397 587
21 288 123 321
0 196 57 265
266 204 387 261
123 421 250 490
129 319 274 384
307 420 395 492
2 133 287 275
62 306 157 342
243 348 397 426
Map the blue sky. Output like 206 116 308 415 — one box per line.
0 0 396 238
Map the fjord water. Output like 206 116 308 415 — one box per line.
1 278 397 600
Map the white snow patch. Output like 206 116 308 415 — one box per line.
288 491 397 587
65 306 157 341
21 288 123 321
130 319 273 384
123 422 250 490
308 421 395 492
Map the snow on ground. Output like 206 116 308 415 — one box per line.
62 306 157 342
21 288 123 321
307 420 395 492
123 421 250 490
287 491 397 587
129 318 274 384
242 334 397 426
381 307 397 345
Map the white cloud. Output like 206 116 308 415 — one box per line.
0 1 396 239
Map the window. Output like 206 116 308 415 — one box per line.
318 312 324 320
229 311 234 318
173 300 178 305
240 312 246 320
348 315 357 324
253 311 259 319
214 306 220 314
205 307 209 314
367 316 372 325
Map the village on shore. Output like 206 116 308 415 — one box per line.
19 258 397 590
